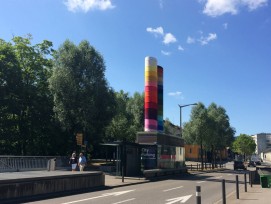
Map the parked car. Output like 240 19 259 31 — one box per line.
247 161 256 167
255 160 261 165
234 160 247 170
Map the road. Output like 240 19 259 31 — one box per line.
26 169 250 204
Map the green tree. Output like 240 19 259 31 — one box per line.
0 35 59 155
182 102 210 169
183 102 235 169
105 90 130 142
164 118 180 136
126 92 144 136
49 40 116 154
207 103 235 166
0 38 22 154
232 134 256 160
105 91 144 143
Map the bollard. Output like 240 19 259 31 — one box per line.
222 179 226 204
236 175 239 199
244 173 247 192
122 166 124 183
196 186 201 204
249 171 253 187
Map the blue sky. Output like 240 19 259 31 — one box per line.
1 0 270 136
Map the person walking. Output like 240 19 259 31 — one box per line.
69 152 78 172
78 152 87 171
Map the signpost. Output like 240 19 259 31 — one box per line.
76 133 83 146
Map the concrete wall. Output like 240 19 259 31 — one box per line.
0 172 104 203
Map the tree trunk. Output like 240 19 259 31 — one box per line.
211 145 214 169
201 142 204 170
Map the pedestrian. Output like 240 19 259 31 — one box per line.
69 152 78 172
78 152 87 171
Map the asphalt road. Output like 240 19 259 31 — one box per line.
26 169 250 204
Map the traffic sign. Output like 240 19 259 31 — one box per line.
76 133 83 145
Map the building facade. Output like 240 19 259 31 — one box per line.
251 133 271 159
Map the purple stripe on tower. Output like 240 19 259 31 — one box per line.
157 65 163 132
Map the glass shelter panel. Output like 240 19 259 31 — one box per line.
157 145 185 169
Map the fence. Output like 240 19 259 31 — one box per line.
187 162 226 171
0 156 69 172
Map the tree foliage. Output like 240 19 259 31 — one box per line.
183 102 210 146
182 102 235 167
105 91 144 142
232 134 256 158
49 40 116 151
164 118 180 136
1 36 147 156
0 35 67 155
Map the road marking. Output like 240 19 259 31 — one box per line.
165 195 192 204
163 186 183 192
61 190 135 204
214 176 222 179
227 174 233 176
112 198 136 204
196 181 206 184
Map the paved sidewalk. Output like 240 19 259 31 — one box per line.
215 184 270 204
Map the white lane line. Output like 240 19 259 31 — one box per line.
227 174 233 176
163 186 183 192
112 198 136 204
197 181 206 184
62 190 135 204
62 195 107 204
214 176 222 179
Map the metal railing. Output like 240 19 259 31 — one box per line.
187 163 226 171
0 156 69 172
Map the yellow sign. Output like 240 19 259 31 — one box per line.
76 133 83 145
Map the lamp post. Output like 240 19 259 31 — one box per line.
178 103 197 137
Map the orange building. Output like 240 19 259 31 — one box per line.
185 144 228 162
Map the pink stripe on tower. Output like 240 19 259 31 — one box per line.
144 57 158 131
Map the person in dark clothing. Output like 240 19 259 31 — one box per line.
69 153 78 172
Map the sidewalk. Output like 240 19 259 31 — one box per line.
216 184 270 204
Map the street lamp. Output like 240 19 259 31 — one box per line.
178 103 197 137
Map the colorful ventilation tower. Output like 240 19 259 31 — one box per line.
144 56 163 132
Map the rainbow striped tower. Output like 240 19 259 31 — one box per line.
144 57 158 131
157 65 164 132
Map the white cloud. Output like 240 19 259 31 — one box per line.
178 45 184 51
64 0 115 12
243 0 268 11
146 26 164 36
147 27 177 46
203 0 238 17
202 0 268 17
223 23 228 30
199 33 217 45
168 91 182 96
163 33 177 44
161 50 171 56
187 36 196 44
